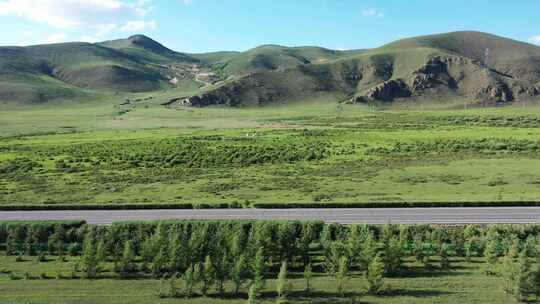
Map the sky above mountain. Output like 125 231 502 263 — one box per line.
1 0 540 53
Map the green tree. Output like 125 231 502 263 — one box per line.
507 238 520 259
440 243 451 270
299 223 314 267
464 241 473 262
413 240 437 269
247 278 264 304
252 248 266 287
304 263 313 293
319 225 333 249
277 223 298 263
383 237 404 276
366 254 385 294
24 233 36 256
346 225 363 267
151 248 168 278
183 264 200 298
117 241 136 279
512 251 536 302
501 250 517 294
522 237 537 258
361 233 378 271
81 231 99 279
6 225 24 255
141 237 155 265
324 241 346 276
168 233 183 273
215 253 229 297
231 255 248 296
47 226 65 256
336 256 349 295
533 263 540 298
201 255 215 296
96 240 107 263
248 276 264 304
230 235 243 261
276 261 289 300
484 238 499 275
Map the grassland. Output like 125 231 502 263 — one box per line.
2 92 540 206
0 256 517 304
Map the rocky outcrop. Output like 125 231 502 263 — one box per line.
409 57 458 91
474 82 514 102
359 79 412 102
352 55 540 104
177 53 540 108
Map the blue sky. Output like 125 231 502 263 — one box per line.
1 0 540 53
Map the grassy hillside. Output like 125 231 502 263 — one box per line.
215 45 364 76
382 31 540 84
100 34 199 64
0 35 206 103
185 32 540 107
190 51 240 65
0 42 172 103
1 31 539 106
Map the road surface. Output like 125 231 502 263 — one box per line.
1 207 540 225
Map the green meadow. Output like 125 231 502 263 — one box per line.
0 257 517 304
2 93 540 206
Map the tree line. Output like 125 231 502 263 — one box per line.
1 221 539 302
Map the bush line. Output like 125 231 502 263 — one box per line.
252 201 540 209
1 201 540 211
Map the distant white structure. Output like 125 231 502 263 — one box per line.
169 77 179 85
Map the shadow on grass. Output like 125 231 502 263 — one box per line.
398 266 465 278
284 289 453 303
146 288 454 304
380 288 455 298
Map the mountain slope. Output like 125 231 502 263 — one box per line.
0 40 177 103
179 31 540 107
215 45 365 76
100 35 198 64
1 31 540 105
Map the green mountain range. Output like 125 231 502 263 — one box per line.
1 31 539 105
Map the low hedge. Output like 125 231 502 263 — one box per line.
0 202 240 211
1 201 540 211
252 201 540 209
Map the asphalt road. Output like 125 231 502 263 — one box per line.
1 207 540 225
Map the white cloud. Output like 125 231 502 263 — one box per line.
529 35 540 45
183 0 193 5
46 33 66 43
120 20 156 32
0 0 153 36
362 8 384 17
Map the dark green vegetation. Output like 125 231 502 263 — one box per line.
0 220 539 303
2 31 540 106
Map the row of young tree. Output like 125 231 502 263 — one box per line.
484 233 540 302
1 221 539 302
